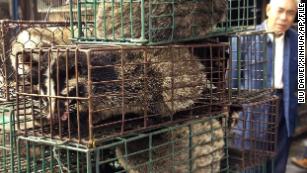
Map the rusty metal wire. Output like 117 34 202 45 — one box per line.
70 0 257 44
228 31 276 104
0 20 77 101
0 101 35 173
228 95 280 171
15 114 228 173
14 43 229 146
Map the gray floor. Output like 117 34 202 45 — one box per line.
286 103 307 173
286 138 307 173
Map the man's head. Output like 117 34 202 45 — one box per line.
266 0 299 36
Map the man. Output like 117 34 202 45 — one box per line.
230 0 299 172
263 0 298 172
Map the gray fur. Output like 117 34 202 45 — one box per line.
96 0 227 41
115 118 225 173
42 47 211 124
3 26 73 128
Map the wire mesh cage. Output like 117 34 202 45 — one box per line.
69 0 256 45
0 20 78 101
16 136 91 173
16 115 229 173
208 0 257 37
0 101 90 173
0 102 17 173
227 95 280 171
37 0 68 10
14 43 228 147
1 101 51 173
228 31 275 104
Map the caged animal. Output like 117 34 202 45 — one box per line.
30 46 215 127
10 26 72 77
5 26 73 128
96 0 227 41
115 118 225 173
2 24 75 99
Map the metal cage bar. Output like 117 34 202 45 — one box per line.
0 20 77 101
69 0 256 45
14 43 229 146
16 114 229 173
0 101 24 173
228 95 280 171
228 31 275 104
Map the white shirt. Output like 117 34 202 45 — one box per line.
266 21 285 89
273 34 285 89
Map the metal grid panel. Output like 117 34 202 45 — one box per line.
228 96 280 171
0 103 16 173
209 0 256 37
228 31 274 103
74 0 227 44
0 101 89 173
1 101 48 173
0 20 76 101
69 0 256 45
14 43 228 146
16 136 90 173
16 115 229 173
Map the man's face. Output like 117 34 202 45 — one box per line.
266 0 297 35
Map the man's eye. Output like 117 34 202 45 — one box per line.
287 11 296 16
277 9 284 13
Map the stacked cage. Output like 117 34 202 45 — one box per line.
71 0 256 44
16 116 229 173
227 31 281 172
15 44 229 146
0 102 17 172
0 0 260 173
0 20 74 101
11 43 231 172
0 20 80 172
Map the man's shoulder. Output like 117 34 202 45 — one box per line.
286 27 298 38
286 27 298 60
255 22 298 37
255 23 266 31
